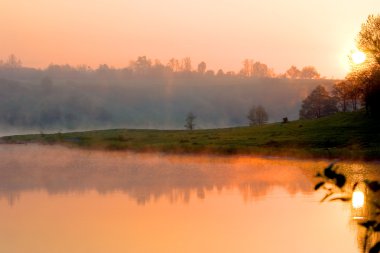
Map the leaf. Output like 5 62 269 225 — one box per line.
335 174 346 188
329 197 351 202
359 220 377 229
325 163 334 170
373 202 380 209
365 180 380 192
320 192 333 202
324 164 336 179
369 242 380 253
314 182 325 190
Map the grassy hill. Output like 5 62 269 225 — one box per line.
2 111 380 160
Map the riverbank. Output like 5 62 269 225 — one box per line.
1 111 379 160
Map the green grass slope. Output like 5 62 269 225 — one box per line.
2 111 380 160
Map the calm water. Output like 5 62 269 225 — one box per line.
0 144 378 253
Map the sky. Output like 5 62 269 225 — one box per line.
0 0 379 78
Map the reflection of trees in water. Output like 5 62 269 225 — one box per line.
0 145 377 206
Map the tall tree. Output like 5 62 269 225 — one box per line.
300 66 320 79
333 81 361 112
256 105 269 125
285 65 301 79
357 14 380 66
184 112 196 130
181 57 192 72
3 54 22 68
299 85 338 119
167 58 180 72
347 14 380 116
247 105 268 126
197 61 207 74
333 81 352 112
252 62 274 78
130 56 152 75
241 59 253 77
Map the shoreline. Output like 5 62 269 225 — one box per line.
0 141 378 162
1 111 379 161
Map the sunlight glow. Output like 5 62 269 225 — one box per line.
352 190 365 209
351 51 366 64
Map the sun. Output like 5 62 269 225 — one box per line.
351 51 366 64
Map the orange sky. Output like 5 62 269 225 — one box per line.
1 0 379 78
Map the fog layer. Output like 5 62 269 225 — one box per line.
0 64 334 132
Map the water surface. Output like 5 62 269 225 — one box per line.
0 144 378 253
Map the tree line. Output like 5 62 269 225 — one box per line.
0 54 322 81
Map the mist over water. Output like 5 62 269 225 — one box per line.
0 144 374 253
0 144 377 206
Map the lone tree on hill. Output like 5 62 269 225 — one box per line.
184 112 196 130
299 85 338 119
247 105 269 126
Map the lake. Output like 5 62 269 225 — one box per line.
0 144 378 253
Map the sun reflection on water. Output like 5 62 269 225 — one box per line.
352 190 365 210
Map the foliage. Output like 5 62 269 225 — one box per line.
315 164 380 253
357 15 380 66
345 14 380 117
332 80 361 112
299 85 338 119
197 61 207 74
299 66 321 79
347 65 380 117
184 112 196 130
284 65 320 79
240 59 275 78
0 54 22 68
247 105 269 126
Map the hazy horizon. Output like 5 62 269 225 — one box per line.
1 0 379 79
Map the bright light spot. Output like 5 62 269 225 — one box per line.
352 51 366 64
352 190 365 209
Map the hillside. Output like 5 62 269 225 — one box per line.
2 111 379 160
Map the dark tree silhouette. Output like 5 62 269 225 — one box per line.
247 105 268 126
333 80 361 112
184 112 196 130
299 85 338 119
347 14 380 116
358 15 380 65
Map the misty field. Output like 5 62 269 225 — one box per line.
3 111 379 160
